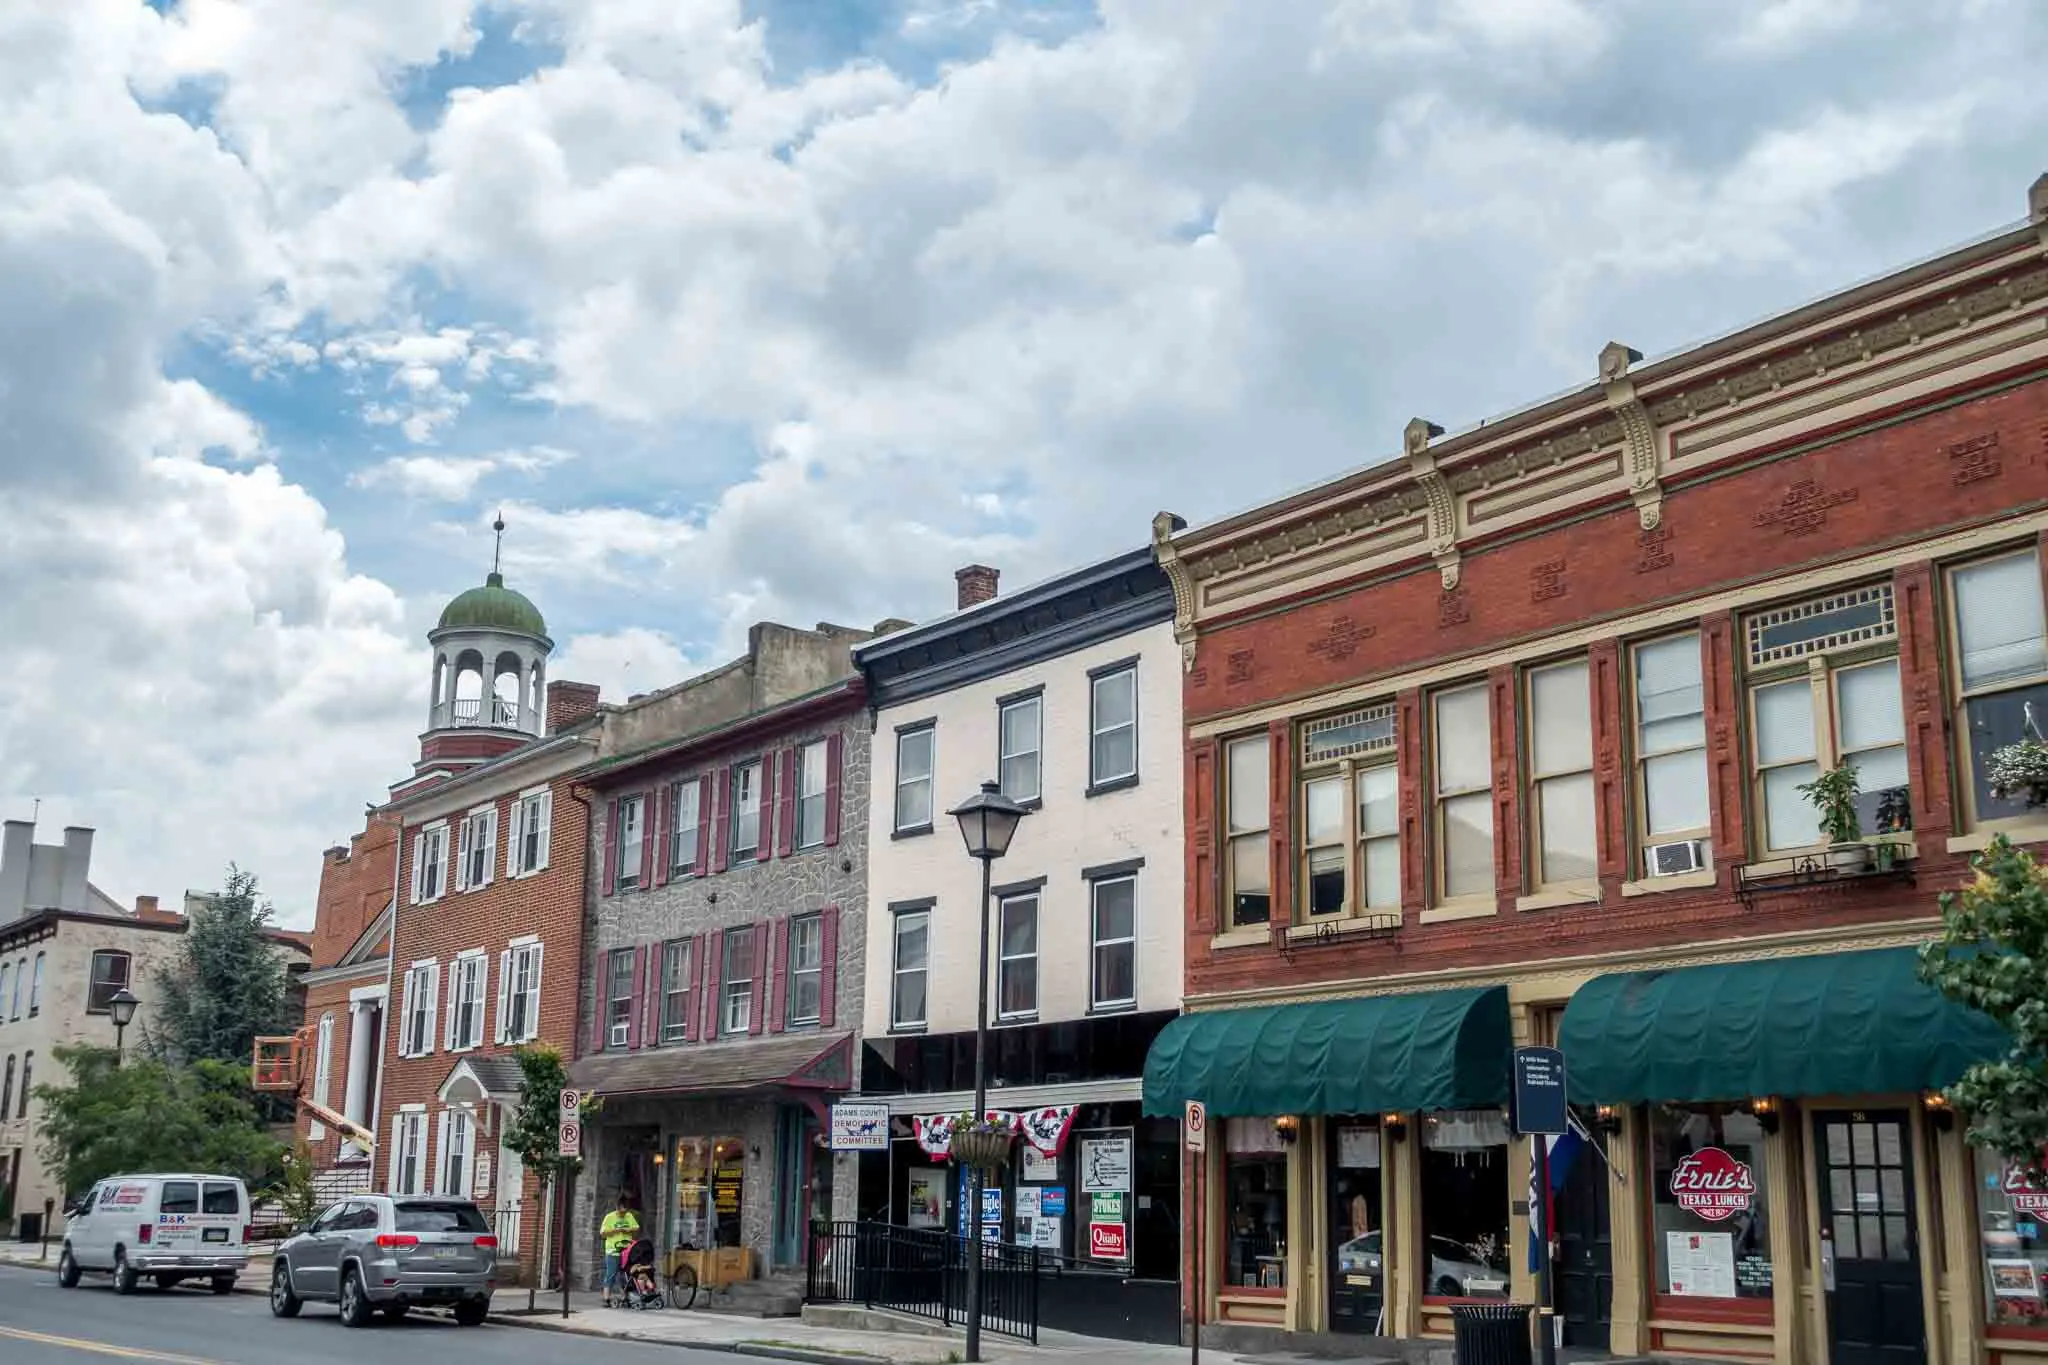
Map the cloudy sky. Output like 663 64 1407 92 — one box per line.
2 0 2043 924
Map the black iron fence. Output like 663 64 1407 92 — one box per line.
806 1221 1040 1344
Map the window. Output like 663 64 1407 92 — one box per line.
0 964 9 1023
616 794 645 891
1950 551 2048 829
1 1058 12 1121
457 805 496 892
1420 1109 1511 1299
500 941 543 1044
1745 584 1908 854
1973 1146 2048 1327
669 779 702 871
661 939 693 1043
311 1014 334 1108
796 742 828 849
86 950 131 1014
729 763 761 859
997 893 1038 1019
446 952 487 1051
1528 660 1596 886
1432 685 1493 901
1650 1107 1773 1302
892 910 929 1029
393 1112 427 1196
202 1181 240 1216
1295 704 1400 919
28 953 42 1016
512 788 552 876
895 726 935 832
16 1051 29 1119
1633 633 1711 868
438 1108 473 1198
1223 1118 1291 1291
397 1202 490 1234
1090 664 1139 789
401 961 438 1057
787 914 824 1025
1090 877 1137 1010
722 929 756 1035
412 822 448 904
160 1181 199 1215
999 694 1042 803
7 956 18 1018
606 948 635 1050
1225 735 1271 927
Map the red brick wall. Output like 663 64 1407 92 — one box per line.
310 812 399 971
292 969 383 1168
1182 370 2048 999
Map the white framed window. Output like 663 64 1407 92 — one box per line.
411 822 449 904
669 779 701 872
86 950 130 1013
722 928 756 1034
894 726 935 832
616 795 645 891
606 948 635 1050
1632 633 1711 871
392 1109 427 1196
1226 735 1271 927
796 742 828 850
892 909 929 1029
445 951 487 1052
1090 664 1139 789
1090 877 1137 1010
497 940 543 1044
661 939 694 1043
729 762 762 859
436 1108 474 1197
1294 704 1400 919
787 913 823 1025
511 788 552 877
1948 550 2048 830
456 805 496 892
998 694 1042 803
997 893 1038 1020
312 1013 335 1108
1431 685 1493 902
1528 660 1596 886
401 960 440 1058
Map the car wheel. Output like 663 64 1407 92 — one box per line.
56 1247 81 1289
453 1298 489 1327
112 1250 138 1296
338 1267 374 1328
211 1276 236 1296
270 1262 303 1318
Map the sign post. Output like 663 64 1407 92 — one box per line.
1511 1047 1567 1365
1185 1101 1206 1365
558 1088 580 1321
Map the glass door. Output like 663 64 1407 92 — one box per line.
1814 1109 1925 1365
1327 1119 1384 1334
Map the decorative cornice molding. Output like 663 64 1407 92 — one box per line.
2031 171 2048 253
1151 509 1200 673
1598 340 1662 530
1404 417 1458 589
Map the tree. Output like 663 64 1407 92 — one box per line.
264 1140 322 1235
35 1045 284 1198
1919 834 2048 1178
503 1043 601 1308
152 866 291 1068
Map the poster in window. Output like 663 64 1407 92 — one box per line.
1081 1137 1133 1193
906 1169 945 1229
1666 1230 1736 1297
1021 1145 1058 1182
1031 1215 1062 1249
1988 1258 2040 1300
1337 1126 1382 1169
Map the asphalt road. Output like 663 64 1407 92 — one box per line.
0 1263 735 1365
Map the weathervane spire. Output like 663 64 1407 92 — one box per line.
491 511 506 579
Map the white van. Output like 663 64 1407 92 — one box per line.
59 1173 251 1295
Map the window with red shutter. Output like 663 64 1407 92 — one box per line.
818 905 840 1028
776 748 798 858
755 758 776 863
699 929 722 1038
602 797 620 895
627 944 648 1049
695 775 713 875
650 786 670 888
766 917 790 1033
709 767 731 873
823 733 845 847
747 922 770 1035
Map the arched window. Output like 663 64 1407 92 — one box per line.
87 950 132 1013
0 963 9 1022
17 1051 30 1119
1 1056 13 1120
28 953 42 1017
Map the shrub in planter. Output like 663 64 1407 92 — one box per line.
1988 738 2048 810
949 1116 1016 1170
1798 763 1871 872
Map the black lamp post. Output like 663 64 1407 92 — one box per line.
109 988 139 1064
947 780 1031 1364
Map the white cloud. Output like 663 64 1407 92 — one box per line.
350 446 577 500
551 627 703 705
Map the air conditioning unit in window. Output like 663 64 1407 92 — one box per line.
1646 838 1708 878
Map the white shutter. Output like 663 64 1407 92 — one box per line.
535 792 552 871
423 963 441 1056
398 970 414 1058
444 962 460 1051
471 955 488 1048
389 1116 402 1187
410 832 425 904
495 950 513 1044
481 810 497 887
434 1111 450 1194
525 944 544 1042
456 818 474 892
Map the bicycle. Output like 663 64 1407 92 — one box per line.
662 1248 699 1310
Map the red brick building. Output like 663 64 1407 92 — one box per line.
1144 175 2048 1365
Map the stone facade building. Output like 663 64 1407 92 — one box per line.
1143 174 2048 1365
566 619 892 1295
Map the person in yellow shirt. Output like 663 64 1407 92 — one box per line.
600 1195 640 1307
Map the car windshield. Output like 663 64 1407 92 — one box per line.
394 1202 489 1233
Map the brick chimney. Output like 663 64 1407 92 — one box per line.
955 564 999 610
546 680 603 734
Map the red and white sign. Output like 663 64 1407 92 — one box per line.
1088 1221 1129 1261
2003 1164 2048 1214
1185 1101 1207 1153
1671 1147 1756 1222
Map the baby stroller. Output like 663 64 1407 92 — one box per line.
619 1237 664 1310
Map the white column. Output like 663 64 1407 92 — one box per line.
342 1003 372 1126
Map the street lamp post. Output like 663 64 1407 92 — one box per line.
947 780 1031 1365
109 988 139 1064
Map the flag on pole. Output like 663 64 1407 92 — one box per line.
1527 1116 1588 1272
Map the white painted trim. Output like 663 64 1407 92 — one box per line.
519 783 550 800
349 984 388 1003
399 1101 427 1113
467 801 496 817
879 1077 1141 1116
507 934 540 948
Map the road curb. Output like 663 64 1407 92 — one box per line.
488 1310 908 1365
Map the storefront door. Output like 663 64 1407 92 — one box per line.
1555 1137 1612 1349
1327 1120 1385 1334
1814 1109 1925 1365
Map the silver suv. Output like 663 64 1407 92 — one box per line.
269 1195 497 1327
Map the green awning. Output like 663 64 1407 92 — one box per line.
1560 946 2009 1106
1142 985 1511 1118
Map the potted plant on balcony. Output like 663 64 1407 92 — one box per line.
948 1115 1016 1171
1988 737 2048 811
1799 762 1871 874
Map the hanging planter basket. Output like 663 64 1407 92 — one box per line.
950 1126 1016 1171
1988 739 2048 810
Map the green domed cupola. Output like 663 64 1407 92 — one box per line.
437 572 548 639
423 516 555 739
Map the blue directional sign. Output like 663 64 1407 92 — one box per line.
1511 1045 1568 1137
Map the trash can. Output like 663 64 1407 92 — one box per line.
1448 1302 1534 1365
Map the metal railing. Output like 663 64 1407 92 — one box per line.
434 697 525 731
806 1221 1039 1344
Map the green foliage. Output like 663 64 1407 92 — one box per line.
1797 762 1863 845
1919 835 2048 1178
264 1140 322 1233
151 866 291 1069
35 1045 285 1198
503 1043 601 1182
